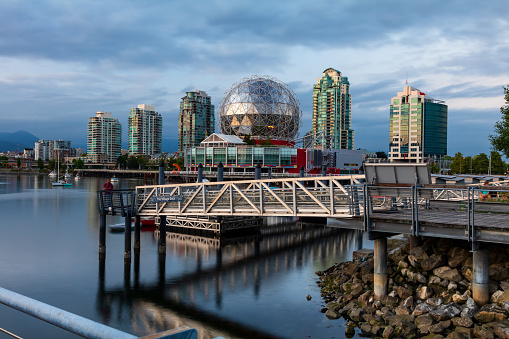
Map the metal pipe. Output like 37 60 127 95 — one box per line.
197 164 203 183
0 287 137 339
472 242 489 306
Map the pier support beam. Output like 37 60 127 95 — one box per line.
472 242 489 306
134 215 141 250
255 164 261 180
300 166 305 178
124 213 131 260
99 213 106 258
374 237 388 300
197 164 203 183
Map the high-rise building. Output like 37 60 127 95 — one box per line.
87 112 122 163
389 86 447 163
178 90 214 156
310 68 354 150
34 140 73 161
128 104 162 156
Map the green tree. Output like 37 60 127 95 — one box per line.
429 162 440 174
376 151 388 159
16 158 21 169
48 160 55 171
37 158 44 169
449 152 463 174
489 85 509 157
473 153 489 174
242 134 256 146
127 156 138 169
72 158 85 169
490 151 506 174
463 156 473 174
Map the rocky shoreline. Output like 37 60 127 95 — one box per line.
316 237 509 338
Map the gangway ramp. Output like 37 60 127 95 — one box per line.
135 175 364 218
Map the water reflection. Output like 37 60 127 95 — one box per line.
97 223 367 339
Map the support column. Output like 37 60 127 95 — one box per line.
197 164 203 183
374 237 388 300
217 162 224 188
255 164 261 180
124 213 131 260
409 236 421 250
300 166 305 178
99 213 106 259
472 242 489 306
134 215 141 250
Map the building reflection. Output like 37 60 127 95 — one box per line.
97 222 367 339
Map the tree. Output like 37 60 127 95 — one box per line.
463 156 473 174
116 154 128 169
490 151 506 174
242 135 256 146
127 156 138 169
473 153 489 174
449 152 463 174
16 158 21 169
72 158 85 169
376 151 388 159
489 85 509 157
37 158 44 169
429 162 440 174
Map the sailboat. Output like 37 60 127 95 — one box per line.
64 157 72 180
52 150 72 187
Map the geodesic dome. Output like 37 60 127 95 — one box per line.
218 75 302 140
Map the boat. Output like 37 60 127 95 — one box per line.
111 176 119 183
74 174 80 181
48 171 57 177
109 219 156 232
52 150 72 187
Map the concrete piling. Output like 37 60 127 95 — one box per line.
124 213 131 260
472 242 489 306
374 237 388 300
158 161 166 254
99 213 106 258
255 164 261 180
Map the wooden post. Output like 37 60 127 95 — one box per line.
374 237 388 300
99 213 106 259
159 161 166 254
124 213 131 260
134 215 141 250
472 242 489 306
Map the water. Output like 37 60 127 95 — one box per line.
0 174 373 339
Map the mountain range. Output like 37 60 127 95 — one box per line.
0 130 40 152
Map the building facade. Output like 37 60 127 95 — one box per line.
178 90 214 156
34 140 73 161
389 86 447 163
310 68 354 150
87 112 122 163
128 104 162 156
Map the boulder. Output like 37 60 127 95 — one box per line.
380 295 399 307
386 314 415 327
447 247 470 268
461 267 473 282
492 319 509 339
438 268 463 283
429 275 442 284
397 286 412 300
325 309 340 319
429 322 445 334
452 294 468 304
501 280 509 292
492 290 505 303
395 305 410 315
402 296 414 309
497 291 509 304
489 263 509 281
413 302 434 316
473 325 494 339
429 303 461 321
421 334 444 339
460 297 478 318
348 308 365 322
422 254 446 271
448 282 458 290
382 325 394 339
451 316 473 328
426 297 444 307
417 286 434 300
416 313 434 328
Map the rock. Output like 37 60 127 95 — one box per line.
402 296 414 309
501 302 509 312
429 322 445 334
381 295 399 307
452 294 468 304
448 282 458 290
397 286 412 300
497 291 509 304
429 303 461 321
489 263 509 281
416 313 434 328
429 275 442 284
454 326 473 338
345 326 356 338
451 316 473 328
474 311 495 323
306 294 312 301
440 320 451 329
348 308 365 322
421 334 444 339
417 286 434 300
359 323 372 335
439 268 463 283
325 309 340 319
473 325 494 339
492 290 504 303
413 302 434 316
389 246 408 262
358 291 372 304
382 325 394 338
427 297 443 307
386 314 415 327
501 280 509 292
446 332 464 339
461 267 473 282
434 266 452 276
460 297 478 318
422 254 446 271
448 247 470 268
395 305 410 315
353 248 374 261
492 319 509 339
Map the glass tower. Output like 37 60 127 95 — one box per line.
178 90 215 156
87 112 122 163
310 68 354 150
128 104 162 156
389 86 447 163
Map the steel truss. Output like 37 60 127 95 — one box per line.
135 175 364 218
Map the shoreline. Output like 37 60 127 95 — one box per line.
317 237 509 338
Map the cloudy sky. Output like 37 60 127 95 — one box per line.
0 0 508 155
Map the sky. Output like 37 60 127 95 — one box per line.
0 0 508 156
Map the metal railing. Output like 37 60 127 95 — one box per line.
97 189 136 216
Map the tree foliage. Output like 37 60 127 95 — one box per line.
490 151 506 174
429 162 440 174
489 85 509 158
37 158 44 169
473 153 489 174
449 152 463 174
376 151 388 159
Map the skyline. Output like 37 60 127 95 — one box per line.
0 1 508 155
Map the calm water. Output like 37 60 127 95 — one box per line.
0 174 373 339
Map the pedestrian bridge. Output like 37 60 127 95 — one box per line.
134 175 365 218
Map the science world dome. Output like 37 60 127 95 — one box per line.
218 75 302 140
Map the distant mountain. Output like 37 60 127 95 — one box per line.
0 130 40 152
